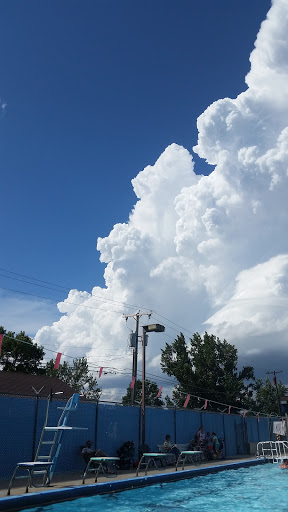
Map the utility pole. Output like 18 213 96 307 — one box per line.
123 311 151 404
267 370 283 416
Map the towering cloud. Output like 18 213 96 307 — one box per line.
35 0 288 397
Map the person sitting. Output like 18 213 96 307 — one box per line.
163 434 180 461
116 440 135 469
81 440 107 465
280 459 288 469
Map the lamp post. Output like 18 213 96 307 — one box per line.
141 323 165 453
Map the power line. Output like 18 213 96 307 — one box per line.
0 267 196 336
151 311 193 337
0 267 153 311
0 332 252 404
0 332 277 417
0 273 69 294
0 267 70 291
0 286 129 315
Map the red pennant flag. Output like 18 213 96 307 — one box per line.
257 414 260 422
183 394 190 408
99 367 103 378
54 352 62 369
228 406 231 415
243 410 247 418
156 386 163 398
204 399 208 410
130 376 135 389
0 334 3 356
273 376 277 386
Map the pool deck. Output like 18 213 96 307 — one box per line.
0 456 265 511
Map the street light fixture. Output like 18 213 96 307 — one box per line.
141 323 165 453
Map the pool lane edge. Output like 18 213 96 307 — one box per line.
0 459 266 512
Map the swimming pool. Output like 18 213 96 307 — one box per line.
19 463 288 512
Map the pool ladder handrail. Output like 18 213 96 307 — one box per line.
256 441 288 463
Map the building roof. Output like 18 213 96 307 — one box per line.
0 371 77 399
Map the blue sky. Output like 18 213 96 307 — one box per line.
1 0 274 345
3 0 288 398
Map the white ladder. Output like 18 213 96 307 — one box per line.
34 392 80 479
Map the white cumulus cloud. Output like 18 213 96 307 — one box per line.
35 0 288 397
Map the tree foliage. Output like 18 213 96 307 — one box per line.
254 377 287 415
45 357 101 400
122 379 164 407
0 326 45 374
161 332 255 410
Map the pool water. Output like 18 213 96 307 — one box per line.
23 464 288 512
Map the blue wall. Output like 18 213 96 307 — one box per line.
0 396 273 480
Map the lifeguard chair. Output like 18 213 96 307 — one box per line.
7 392 87 494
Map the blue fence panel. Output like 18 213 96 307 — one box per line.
258 417 270 441
0 396 35 479
175 410 201 445
223 415 248 456
202 412 224 440
54 401 96 475
223 414 238 457
0 394 280 481
74 401 96 445
97 403 139 458
246 416 260 442
234 416 246 454
145 407 175 452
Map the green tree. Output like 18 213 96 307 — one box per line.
254 377 287 415
0 326 45 374
122 379 164 407
161 332 255 410
45 357 101 400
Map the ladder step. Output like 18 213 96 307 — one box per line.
44 426 73 431
57 407 76 411
41 441 56 445
30 470 48 475
37 456 52 460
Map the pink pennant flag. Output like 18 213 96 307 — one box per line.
228 406 231 414
156 386 163 398
0 334 3 356
183 394 190 408
257 414 260 422
243 410 247 418
99 367 103 378
54 352 62 369
130 376 135 389
204 399 208 410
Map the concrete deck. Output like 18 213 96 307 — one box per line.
0 455 258 498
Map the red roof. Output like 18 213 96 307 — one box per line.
0 371 77 399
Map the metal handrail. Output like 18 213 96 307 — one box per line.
256 441 288 459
